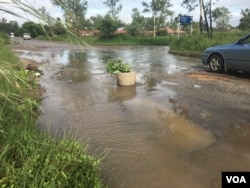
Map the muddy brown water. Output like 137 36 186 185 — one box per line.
14 41 250 188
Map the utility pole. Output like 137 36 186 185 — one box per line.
153 14 156 37
199 0 204 33
153 0 156 38
209 0 212 37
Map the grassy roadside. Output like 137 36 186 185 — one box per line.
169 31 249 54
37 33 171 46
38 31 249 56
0 33 106 187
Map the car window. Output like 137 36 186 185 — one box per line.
243 36 250 45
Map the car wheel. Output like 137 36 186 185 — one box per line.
208 54 224 73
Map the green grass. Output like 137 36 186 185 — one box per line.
169 31 249 53
39 33 172 46
40 31 249 55
0 33 106 187
95 34 137 45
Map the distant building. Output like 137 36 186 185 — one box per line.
166 28 175 35
166 28 186 35
115 28 127 35
143 31 154 36
80 29 100 36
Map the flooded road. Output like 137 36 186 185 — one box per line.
13 40 250 188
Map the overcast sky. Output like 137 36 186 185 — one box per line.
0 0 249 27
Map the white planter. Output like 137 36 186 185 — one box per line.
116 71 136 86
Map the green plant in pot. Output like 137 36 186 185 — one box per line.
106 58 136 86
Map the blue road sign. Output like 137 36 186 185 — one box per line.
179 16 192 24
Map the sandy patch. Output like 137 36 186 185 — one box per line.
186 72 231 81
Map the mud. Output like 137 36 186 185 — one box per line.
12 39 250 188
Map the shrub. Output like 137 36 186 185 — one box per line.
106 58 133 75
156 30 167 36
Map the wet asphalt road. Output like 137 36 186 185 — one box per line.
12 39 250 188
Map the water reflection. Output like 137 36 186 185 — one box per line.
108 85 136 102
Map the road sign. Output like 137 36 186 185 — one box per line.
179 16 192 24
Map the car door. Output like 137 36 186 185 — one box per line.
227 37 250 71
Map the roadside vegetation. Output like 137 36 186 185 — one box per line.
37 30 249 56
0 1 249 187
0 33 105 187
1 1 250 57
169 31 249 55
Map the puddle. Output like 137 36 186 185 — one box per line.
15 44 250 188
124 97 216 155
38 74 217 188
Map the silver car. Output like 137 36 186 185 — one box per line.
10 32 15 38
202 33 250 73
23 33 31 40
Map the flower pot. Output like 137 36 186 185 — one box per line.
116 71 136 86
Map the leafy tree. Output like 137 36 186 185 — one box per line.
83 19 93 29
144 17 155 31
238 8 250 30
127 8 145 36
0 20 19 36
103 0 122 20
51 0 88 31
21 21 44 38
89 15 104 29
1 17 7 23
99 0 123 39
51 18 67 35
98 15 118 39
181 0 199 12
142 0 173 37
212 7 231 30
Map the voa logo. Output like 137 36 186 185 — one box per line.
226 176 246 184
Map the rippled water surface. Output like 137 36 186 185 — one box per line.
19 45 250 188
